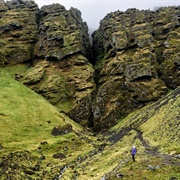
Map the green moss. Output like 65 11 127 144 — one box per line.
0 70 84 155
94 56 109 74
1 64 29 76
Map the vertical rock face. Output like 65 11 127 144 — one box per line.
6 2 95 127
92 7 180 131
0 0 39 65
34 4 91 61
1 2 180 131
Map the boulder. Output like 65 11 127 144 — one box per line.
53 153 66 159
51 123 73 136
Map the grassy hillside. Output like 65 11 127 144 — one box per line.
60 87 180 180
109 86 180 154
0 69 80 152
0 68 179 179
73 87 180 180
0 69 101 179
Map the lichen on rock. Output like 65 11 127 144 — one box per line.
92 6 180 130
1 2 180 131
0 0 39 65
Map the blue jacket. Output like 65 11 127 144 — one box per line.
132 147 136 155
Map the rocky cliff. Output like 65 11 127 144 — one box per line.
0 0 180 131
0 0 95 128
0 0 39 65
92 7 180 130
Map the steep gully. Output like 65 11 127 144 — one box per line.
3 2 180 132
55 127 180 179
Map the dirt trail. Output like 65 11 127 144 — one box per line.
135 129 160 157
107 128 180 167
135 129 180 166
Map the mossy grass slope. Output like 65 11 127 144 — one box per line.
0 68 179 179
0 69 93 154
110 86 180 153
64 87 180 179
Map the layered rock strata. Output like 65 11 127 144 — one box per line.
92 7 180 130
0 0 95 127
0 1 180 130
0 0 39 65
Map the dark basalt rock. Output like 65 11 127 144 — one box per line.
0 1 180 130
92 6 180 130
53 153 66 159
51 123 73 136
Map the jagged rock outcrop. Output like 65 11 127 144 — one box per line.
92 7 180 131
34 4 92 61
1 1 180 130
0 0 39 65
0 0 95 127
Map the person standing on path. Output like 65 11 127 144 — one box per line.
131 146 137 162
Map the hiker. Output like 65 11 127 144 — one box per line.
131 146 137 162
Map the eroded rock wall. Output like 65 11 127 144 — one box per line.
0 0 39 65
0 0 95 127
92 7 180 130
34 4 92 61
1 1 180 131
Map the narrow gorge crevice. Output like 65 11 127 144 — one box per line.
0 0 180 131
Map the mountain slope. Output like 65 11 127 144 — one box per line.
0 69 102 179
0 69 179 179
108 86 180 153
0 69 82 152
63 87 180 180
